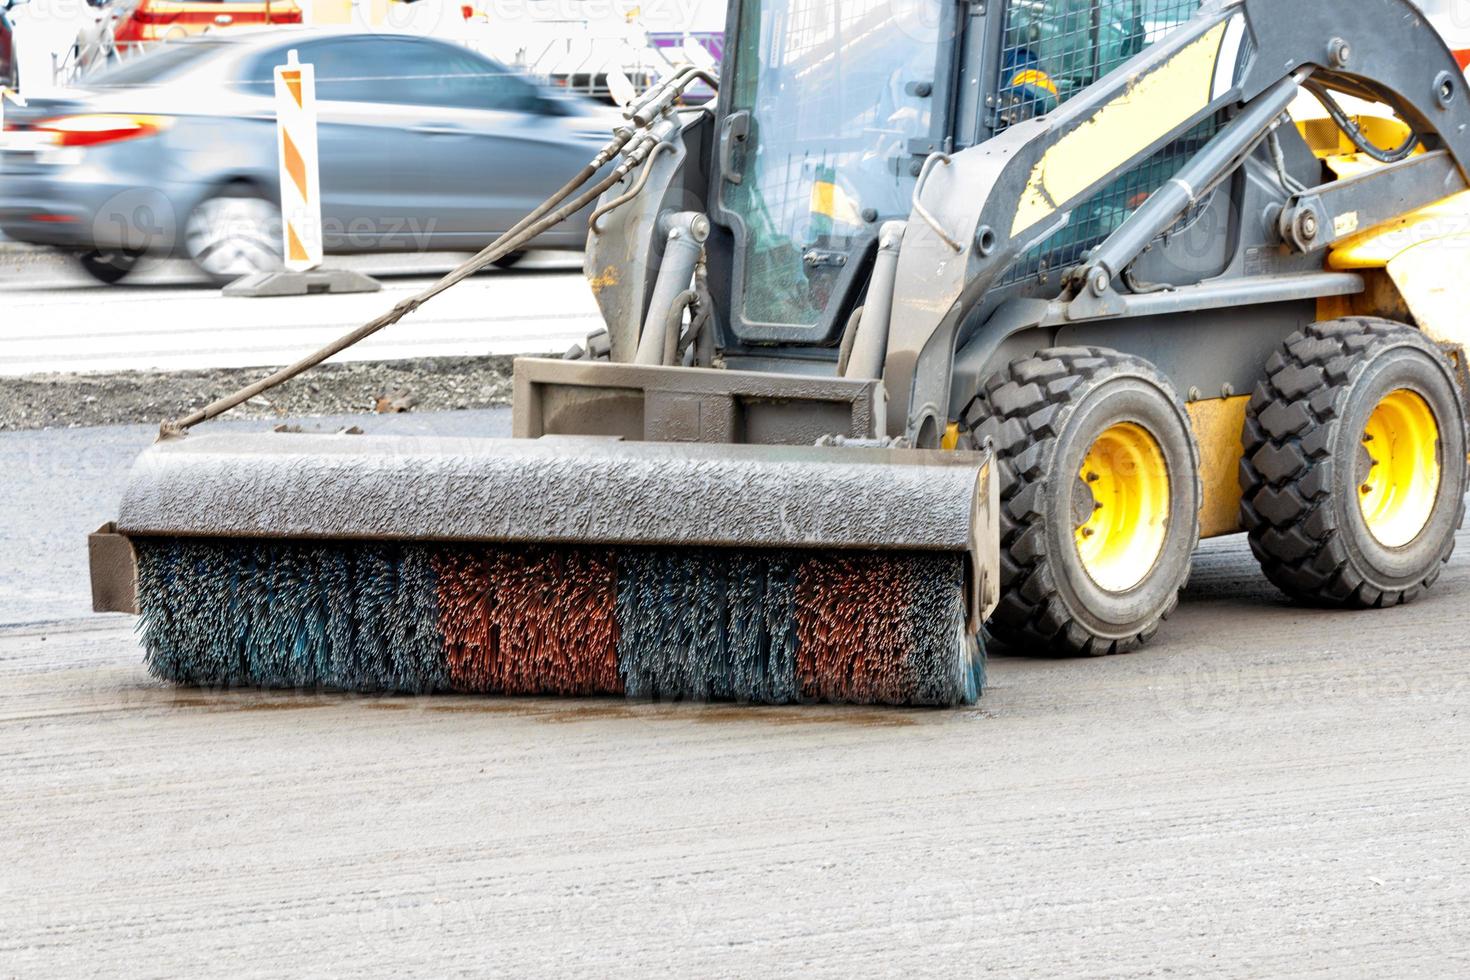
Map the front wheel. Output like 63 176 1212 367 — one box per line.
971 347 1202 656
184 188 283 285
1240 317 1468 607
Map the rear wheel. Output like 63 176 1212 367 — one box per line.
1240 317 1467 606
184 187 282 285
971 348 1202 656
77 249 142 285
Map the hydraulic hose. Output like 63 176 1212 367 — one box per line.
590 141 678 233
623 65 698 118
1305 81 1420 164
164 139 650 434
491 129 633 247
661 289 699 367
835 306 864 377
623 66 718 123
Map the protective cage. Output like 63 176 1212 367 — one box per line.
992 0 1209 287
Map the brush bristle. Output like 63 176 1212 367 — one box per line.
437 546 622 696
134 538 983 706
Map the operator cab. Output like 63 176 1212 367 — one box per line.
710 0 1202 348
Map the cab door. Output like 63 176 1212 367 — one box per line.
712 0 954 344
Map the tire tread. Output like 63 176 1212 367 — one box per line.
974 348 1202 656
1239 317 1467 607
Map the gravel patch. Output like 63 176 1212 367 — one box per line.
0 355 535 431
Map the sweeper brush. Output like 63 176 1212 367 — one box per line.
133 540 973 704
93 435 997 706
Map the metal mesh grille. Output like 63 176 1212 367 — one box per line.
994 0 1202 131
999 115 1219 287
992 0 1208 287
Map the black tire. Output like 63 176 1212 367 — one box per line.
77 249 142 284
1239 317 1468 607
492 251 528 270
971 347 1202 656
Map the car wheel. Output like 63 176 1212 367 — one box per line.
184 189 283 285
77 249 142 285
492 251 528 270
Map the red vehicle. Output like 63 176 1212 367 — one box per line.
113 0 301 46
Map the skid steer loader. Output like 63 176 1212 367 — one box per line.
91 0 1470 705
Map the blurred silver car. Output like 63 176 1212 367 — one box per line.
0 29 616 283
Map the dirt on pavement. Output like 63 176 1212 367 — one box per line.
0 356 531 431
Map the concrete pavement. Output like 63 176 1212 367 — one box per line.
4 243 1468 976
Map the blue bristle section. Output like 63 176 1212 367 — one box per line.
136 539 450 693
904 555 980 706
968 628 986 703
727 552 802 702
616 550 800 703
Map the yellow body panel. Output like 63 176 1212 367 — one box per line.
1384 237 1470 350
1186 396 1250 539
1011 22 1229 238
1295 113 1418 172
1329 191 1470 270
1296 91 1470 350
1327 191 1470 351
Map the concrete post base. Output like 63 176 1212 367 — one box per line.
223 268 382 297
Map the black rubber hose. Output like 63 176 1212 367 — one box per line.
661 289 699 367
1306 82 1419 164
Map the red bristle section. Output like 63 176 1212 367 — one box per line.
434 547 622 696
793 555 918 705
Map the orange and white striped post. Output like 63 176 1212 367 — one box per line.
274 50 323 272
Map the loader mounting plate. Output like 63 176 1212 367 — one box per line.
513 358 886 445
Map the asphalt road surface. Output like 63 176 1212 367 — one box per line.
0 250 600 375
2 412 1468 977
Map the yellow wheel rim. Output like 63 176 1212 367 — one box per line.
1074 423 1171 593
1359 389 1441 548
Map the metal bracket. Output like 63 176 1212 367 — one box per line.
718 110 750 185
1279 149 1468 253
802 249 848 269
